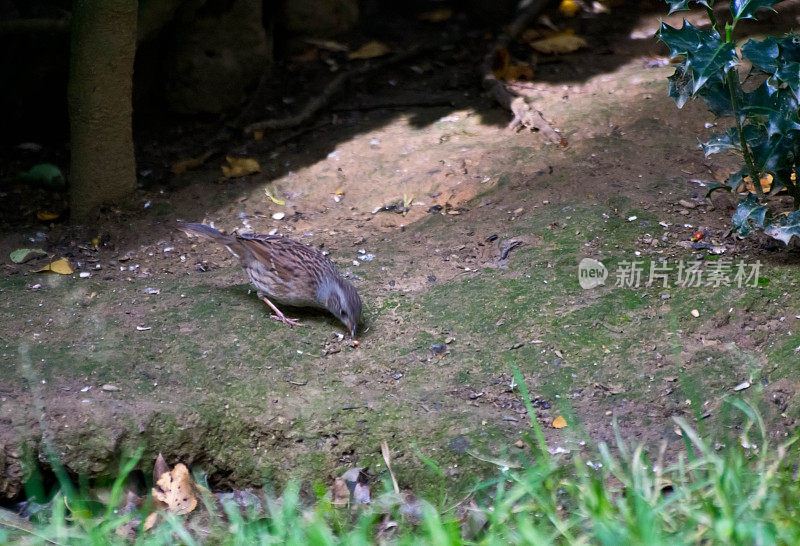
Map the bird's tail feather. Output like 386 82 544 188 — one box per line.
178 223 233 243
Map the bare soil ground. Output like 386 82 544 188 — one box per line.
2 3 800 502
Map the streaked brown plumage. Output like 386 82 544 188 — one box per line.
179 222 362 337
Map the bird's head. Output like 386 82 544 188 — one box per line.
322 277 362 338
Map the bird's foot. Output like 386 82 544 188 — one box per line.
270 314 306 327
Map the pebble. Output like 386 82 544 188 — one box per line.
79 272 91 278
272 212 285 220
102 384 120 392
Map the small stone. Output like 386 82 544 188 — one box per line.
272 212 285 220
733 381 750 391
690 309 700 318
678 199 697 209
515 440 525 449
445 337 455 344
102 384 120 392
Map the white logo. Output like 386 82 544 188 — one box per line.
578 258 607 289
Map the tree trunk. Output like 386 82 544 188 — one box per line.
67 0 138 220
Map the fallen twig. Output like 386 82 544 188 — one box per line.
481 0 566 145
244 44 438 134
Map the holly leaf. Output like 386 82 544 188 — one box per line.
697 76 735 116
657 21 719 59
705 183 732 198
665 0 691 13
664 0 713 14
702 128 739 156
727 169 746 191
773 60 800 101
668 65 693 108
732 193 769 236
764 210 800 244
687 40 738 93
730 0 778 21
741 86 800 137
741 37 780 72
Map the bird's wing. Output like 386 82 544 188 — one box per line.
237 235 335 287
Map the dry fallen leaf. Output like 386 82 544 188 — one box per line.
172 150 215 175
348 41 391 60
491 47 511 79
552 416 567 429
381 440 400 495
153 462 197 515
143 512 159 531
36 257 73 275
332 477 350 507
530 34 587 55
221 156 260 178
304 38 348 52
419 8 453 22
739 174 773 194
503 64 534 81
36 211 60 222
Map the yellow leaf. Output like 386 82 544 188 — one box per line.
348 41 392 60
172 150 214 175
221 156 260 178
64 496 92 521
739 174 773 194
264 187 285 205
37 257 73 275
37 211 60 221
152 462 197 515
552 416 567 429
419 8 452 22
503 64 534 81
530 34 587 55
559 0 580 16
91 237 100 248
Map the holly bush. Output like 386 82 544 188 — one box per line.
657 0 800 244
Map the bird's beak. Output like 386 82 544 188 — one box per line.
348 321 357 338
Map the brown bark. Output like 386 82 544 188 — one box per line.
67 0 138 220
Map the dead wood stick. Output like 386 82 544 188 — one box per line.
481 0 566 145
244 44 434 134
0 18 69 36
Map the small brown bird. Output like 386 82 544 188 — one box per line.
179 223 362 337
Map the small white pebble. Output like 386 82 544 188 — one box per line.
163 247 174 253
272 212 285 220
79 272 91 278
268 228 278 235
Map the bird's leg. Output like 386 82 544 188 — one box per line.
261 297 305 327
